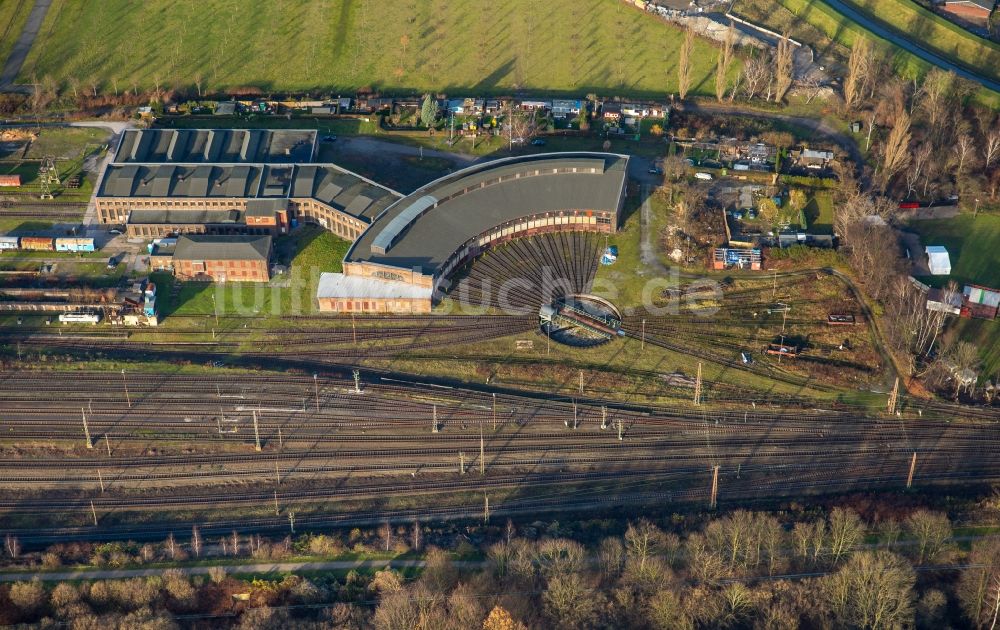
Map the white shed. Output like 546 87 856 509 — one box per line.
925 245 952 276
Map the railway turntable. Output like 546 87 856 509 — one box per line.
539 294 624 346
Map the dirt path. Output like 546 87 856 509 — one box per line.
0 0 51 91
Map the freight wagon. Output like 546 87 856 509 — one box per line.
19 237 54 251
0 236 18 251
54 237 96 252
59 312 101 324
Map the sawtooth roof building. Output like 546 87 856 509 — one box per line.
96 130 628 312
96 129 399 241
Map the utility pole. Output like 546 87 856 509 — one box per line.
97 469 104 493
579 370 584 395
573 400 578 429
641 319 646 350
906 452 917 489
709 465 719 508
314 373 320 412
483 493 490 523
772 269 777 299
460 452 466 475
480 426 485 475
277 427 283 449
81 408 93 449
353 369 361 394
617 417 624 441
601 406 608 430
273 490 279 515
288 511 295 534
351 314 357 345
887 377 900 415
104 434 111 456
90 500 98 525
694 362 702 406
492 393 497 431
121 369 130 408
253 410 261 452
432 405 439 433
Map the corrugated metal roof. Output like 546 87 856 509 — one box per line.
317 273 432 300
371 195 437 254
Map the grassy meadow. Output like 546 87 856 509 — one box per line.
0 0 32 71
17 0 733 98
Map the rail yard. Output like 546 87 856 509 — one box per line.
0 230 996 544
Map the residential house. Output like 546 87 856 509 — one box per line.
602 102 622 122
798 149 835 169
551 99 582 119
937 0 995 25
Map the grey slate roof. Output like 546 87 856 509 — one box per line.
346 153 628 274
128 209 241 224
173 234 272 261
116 129 316 164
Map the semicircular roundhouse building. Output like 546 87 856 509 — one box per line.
319 152 629 313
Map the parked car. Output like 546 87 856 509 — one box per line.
107 228 123 235
530 138 546 146
322 135 337 142
107 256 119 270
694 172 713 181
647 167 663 175
741 351 753 365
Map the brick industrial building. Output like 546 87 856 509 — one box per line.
96 130 629 312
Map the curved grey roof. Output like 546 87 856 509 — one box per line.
346 152 628 275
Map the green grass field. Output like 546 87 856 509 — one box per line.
0 0 32 70
910 214 1000 377
158 226 351 318
734 0 1000 107
17 0 733 98
841 0 1000 83
910 214 1000 288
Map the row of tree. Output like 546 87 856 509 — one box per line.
3 506 998 629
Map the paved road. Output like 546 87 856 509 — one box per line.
0 0 51 91
820 0 1000 94
337 136 477 166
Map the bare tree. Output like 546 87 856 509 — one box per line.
918 69 955 140
5 533 20 559
379 521 392 552
983 127 1000 170
741 52 772 101
624 519 667 575
678 27 694 100
844 36 873 109
774 33 794 103
827 508 865 565
906 143 933 199
958 538 1000 629
905 510 952 564
231 530 241 556
715 24 736 103
879 111 912 191
166 532 177 560
824 551 915 629
953 133 977 181
543 571 599 629
191 525 202 558
411 520 421 551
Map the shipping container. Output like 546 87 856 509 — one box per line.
54 237 96 252
0 236 19 250
20 237 54 251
